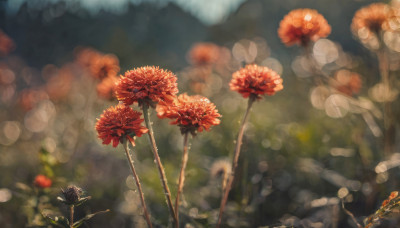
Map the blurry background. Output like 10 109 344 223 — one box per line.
1 0 400 227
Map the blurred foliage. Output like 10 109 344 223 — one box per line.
1 0 400 227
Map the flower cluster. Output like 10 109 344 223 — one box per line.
157 94 221 135
95 104 148 147
34 174 52 189
230 64 283 99
115 66 178 107
278 8 331 46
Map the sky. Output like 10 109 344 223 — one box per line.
7 0 247 25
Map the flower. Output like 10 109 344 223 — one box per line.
18 89 49 111
230 64 283 99
115 66 179 107
332 70 362 96
75 47 101 69
62 185 83 205
188 43 220 66
89 54 120 80
97 75 119 100
278 9 331 46
0 30 15 56
157 94 221 135
351 3 392 41
95 104 148 147
45 65 74 101
34 175 52 189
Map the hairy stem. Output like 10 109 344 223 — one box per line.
174 133 190 225
69 205 74 228
142 104 177 227
216 97 255 227
123 140 153 228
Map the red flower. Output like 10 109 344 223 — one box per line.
351 3 392 40
278 9 331 46
188 43 220 66
34 175 52 189
230 64 283 99
95 104 148 147
332 70 362 96
0 30 15 56
115 66 179 107
89 54 120 80
157 94 221 135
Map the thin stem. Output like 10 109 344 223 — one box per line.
377 49 395 156
69 205 74 228
216 97 255 228
341 200 363 228
123 140 153 228
142 104 178 227
175 133 190 225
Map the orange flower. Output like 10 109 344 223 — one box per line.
0 30 15 56
34 175 52 189
75 47 101 69
95 104 148 147
157 94 221 135
45 65 74 101
230 64 283 99
389 191 399 200
115 66 179 107
97 75 119 100
188 43 220 66
332 70 362 96
18 89 49 111
278 9 331 46
351 3 392 41
89 54 120 80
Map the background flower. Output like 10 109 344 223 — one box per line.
230 64 283 99
278 8 331 46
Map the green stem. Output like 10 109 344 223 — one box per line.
216 97 255 227
123 140 153 228
174 133 190 226
142 104 178 227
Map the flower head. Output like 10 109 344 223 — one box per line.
351 3 392 42
34 175 52 189
157 94 221 135
278 9 331 46
230 64 283 99
332 70 362 96
89 54 120 80
115 66 179 107
188 43 220 66
0 30 15 56
95 104 148 147
97 75 119 100
62 185 83 205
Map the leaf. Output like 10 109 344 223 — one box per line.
45 215 70 228
74 196 91 207
72 209 110 228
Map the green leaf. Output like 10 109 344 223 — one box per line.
72 209 110 228
45 215 70 228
